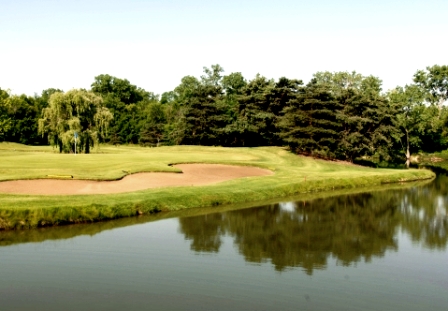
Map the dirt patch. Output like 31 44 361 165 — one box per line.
0 164 273 195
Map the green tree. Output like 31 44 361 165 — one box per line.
313 71 363 97
218 72 248 146
236 74 277 146
139 102 167 147
312 71 395 161
388 85 428 167
173 66 227 145
91 74 149 105
0 89 49 145
222 72 247 97
411 65 448 154
279 80 341 158
38 89 113 153
0 88 12 141
91 74 154 144
160 91 177 105
5 95 39 145
339 77 395 161
414 65 448 112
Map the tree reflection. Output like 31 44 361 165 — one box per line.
178 176 448 273
399 174 448 250
179 212 225 252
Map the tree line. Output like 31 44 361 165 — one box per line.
1 64 447 166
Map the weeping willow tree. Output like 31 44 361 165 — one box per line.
38 89 113 153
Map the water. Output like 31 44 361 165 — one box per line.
0 176 447 311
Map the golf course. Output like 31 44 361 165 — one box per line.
0 142 435 230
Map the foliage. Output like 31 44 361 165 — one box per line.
236 74 277 146
279 80 341 158
139 102 167 147
91 74 157 144
337 75 395 161
414 65 448 109
281 71 396 161
0 89 11 141
1 63 448 166
38 89 113 153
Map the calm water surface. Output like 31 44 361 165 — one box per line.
1 176 447 311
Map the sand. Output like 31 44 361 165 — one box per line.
0 164 273 195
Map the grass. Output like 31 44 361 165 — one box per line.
0 142 435 230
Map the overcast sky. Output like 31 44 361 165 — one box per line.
1 0 447 96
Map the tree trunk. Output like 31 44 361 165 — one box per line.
405 129 410 169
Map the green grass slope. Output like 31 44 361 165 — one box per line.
0 143 435 230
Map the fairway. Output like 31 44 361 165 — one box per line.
0 142 435 230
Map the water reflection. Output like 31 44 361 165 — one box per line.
180 193 400 273
180 175 448 274
399 186 448 249
1 175 447 277
180 213 225 252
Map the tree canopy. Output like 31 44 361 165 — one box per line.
1 64 448 166
38 89 113 153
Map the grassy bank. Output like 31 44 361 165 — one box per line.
419 151 448 173
0 142 435 230
0 178 433 246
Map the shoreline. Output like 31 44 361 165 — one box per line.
0 145 436 231
0 169 434 231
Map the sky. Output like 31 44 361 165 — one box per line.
1 0 447 96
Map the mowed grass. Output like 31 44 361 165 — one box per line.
0 142 435 230
0 142 262 180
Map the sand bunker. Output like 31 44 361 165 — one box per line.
0 164 273 195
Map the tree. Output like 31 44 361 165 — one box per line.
219 72 248 146
222 72 247 97
91 74 150 105
339 76 395 162
139 102 167 147
201 64 224 87
313 71 363 97
236 74 277 146
0 88 12 141
414 65 448 112
388 85 428 167
173 66 227 145
313 71 395 162
0 89 49 145
181 83 224 145
160 91 177 105
38 89 113 153
279 80 342 158
5 95 39 145
91 74 154 144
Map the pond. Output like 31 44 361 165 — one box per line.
0 175 447 311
